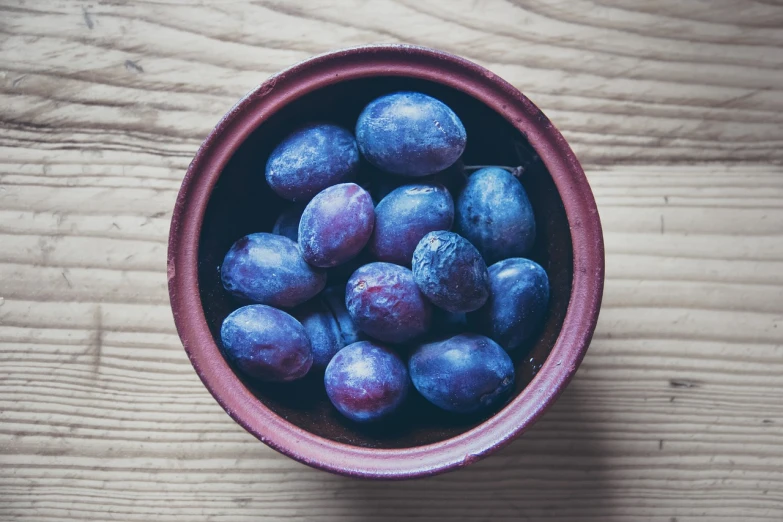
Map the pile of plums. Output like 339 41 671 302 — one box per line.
219 91 550 422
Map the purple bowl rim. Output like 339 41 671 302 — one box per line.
167 44 605 479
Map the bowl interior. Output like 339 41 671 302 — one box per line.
197 76 573 449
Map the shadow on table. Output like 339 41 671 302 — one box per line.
332 380 613 521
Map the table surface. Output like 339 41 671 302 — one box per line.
1 1 782 520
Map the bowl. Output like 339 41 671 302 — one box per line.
168 45 604 479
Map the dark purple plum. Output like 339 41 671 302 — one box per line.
456 167 536 264
346 262 432 343
220 304 313 382
220 233 326 308
324 341 409 422
409 333 514 414
370 183 454 266
295 286 362 371
356 92 466 177
468 258 550 352
271 204 305 242
298 183 375 268
265 123 359 202
412 231 489 313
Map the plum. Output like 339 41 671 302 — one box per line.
356 92 466 177
409 333 514 414
412 231 489 313
468 258 550 352
220 304 313 382
265 123 359 202
298 183 375 268
455 167 536 264
324 341 409 422
345 262 431 343
220 233 325 308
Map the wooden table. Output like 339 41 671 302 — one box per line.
2 1 781 520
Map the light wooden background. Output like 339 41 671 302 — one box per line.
1 1 782 520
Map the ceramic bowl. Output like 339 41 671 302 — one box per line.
168 45 604 479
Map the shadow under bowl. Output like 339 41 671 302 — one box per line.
168 45 604 479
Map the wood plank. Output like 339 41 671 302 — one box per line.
2 163 782 520
2 1 783 166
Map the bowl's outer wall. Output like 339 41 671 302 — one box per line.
168 45 605 479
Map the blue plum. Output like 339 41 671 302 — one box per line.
295 285 362 371
265 123 359 202
220 233 326 308
412 231 489 313
370 183 454 266
455 167 536 264
298 183 375 268
220 304 313 382
468 258 550 352
324 341 409 422
409 333 514 414
356 92 466 177
271 204 305 242
345 262 432 343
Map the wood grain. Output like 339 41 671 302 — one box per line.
1 0 782 520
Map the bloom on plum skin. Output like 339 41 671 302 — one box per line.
220 233 325 308
345 262 432 344
409 333 514 414
356 92 466 177
456 167 536 265
265 122 359 202
298 183 375 268
468 258 550 352
324 341 409 422
220 304 313 382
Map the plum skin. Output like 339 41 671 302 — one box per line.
265 122 359 202
295 286 362 371
220 233 326 308
345 262 432 344
220 304 313 382
370 183 454 266
324 341 409 422
298 183 375 268
412 230 489 313
356 92 466 177
409 333 514 414
456 167 536 264
468 258 550 352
